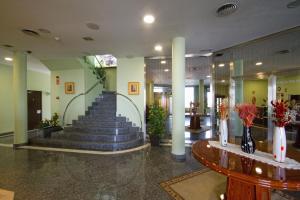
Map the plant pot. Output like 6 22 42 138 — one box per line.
219 119 228 147
273 126 286 162
241 126 256 154
43 126 62 138
150 134 160 146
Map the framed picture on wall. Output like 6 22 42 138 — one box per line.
128 82 140 95
65 82 75 94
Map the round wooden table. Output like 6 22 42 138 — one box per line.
192 140 300 200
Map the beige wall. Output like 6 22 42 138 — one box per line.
0 64 51 134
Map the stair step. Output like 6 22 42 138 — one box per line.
77 116 127 122
64 126 139 134
52 131 143 142
73 121 133 128
29 137 144 151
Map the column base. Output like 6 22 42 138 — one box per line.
172 153 186 162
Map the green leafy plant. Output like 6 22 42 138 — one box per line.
148 105 166 137
83 56 106 85
40 113 60 128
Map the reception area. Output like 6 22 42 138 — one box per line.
0 0 300 200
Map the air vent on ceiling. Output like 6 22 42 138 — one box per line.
38 28 51 34
2 44 13 48
275 49 290 55
217 3 238 17
287 0 300 8
214 53 223 57
22 29 40 37
82 36 94 41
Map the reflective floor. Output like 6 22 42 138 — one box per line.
0 146 201 200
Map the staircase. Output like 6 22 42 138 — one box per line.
30 91 144 151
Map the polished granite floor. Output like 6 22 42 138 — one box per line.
0 146 202 200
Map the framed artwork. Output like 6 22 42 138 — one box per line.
65 82 75 94
128 82 140 95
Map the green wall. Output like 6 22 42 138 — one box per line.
244 80 268 106
277 74 300 99
0 64 51 134
117 57 145 132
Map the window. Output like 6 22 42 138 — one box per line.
185 87 194 108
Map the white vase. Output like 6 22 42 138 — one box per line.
273 126 286 162
219 119 228 146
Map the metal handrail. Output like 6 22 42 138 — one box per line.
116 92 143 130
62 81 101 126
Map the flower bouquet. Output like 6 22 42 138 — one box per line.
219 99 229 146
271 99 294 162
235 103 257 154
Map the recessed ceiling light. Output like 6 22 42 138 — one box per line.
217 3 238 17
161 60 166 64
5 57 13 61
206 75 211 78
218 63 225 67
154 44 162 52
164 69 169 72
256 62 263 66
143 14 155 24
221 80 225 82
287 0 300 9
54 36 60 41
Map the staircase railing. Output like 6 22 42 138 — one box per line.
116 92 143 130
62 81 101 127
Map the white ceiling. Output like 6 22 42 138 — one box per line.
0 48 50 74
0 0 299 60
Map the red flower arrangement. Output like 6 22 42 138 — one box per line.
271 99 291 127
235 103 257 127
219 99 229 120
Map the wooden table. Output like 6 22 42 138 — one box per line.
192 140 300 200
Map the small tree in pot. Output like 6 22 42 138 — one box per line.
148 105 166 146
40 113 62 138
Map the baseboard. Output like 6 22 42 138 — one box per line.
0 132 13 137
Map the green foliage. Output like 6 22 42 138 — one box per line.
148 105 166 137
40 112 60 128
83 56 106 85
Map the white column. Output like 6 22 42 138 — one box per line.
13 51 28 145
199 80 205 114
171 37 185 161
268 75 276 141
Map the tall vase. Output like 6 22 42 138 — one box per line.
273 126 286 162
241 126 256 154
219 119 228 146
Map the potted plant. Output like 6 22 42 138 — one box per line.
147 105 166 146
40 113 63 138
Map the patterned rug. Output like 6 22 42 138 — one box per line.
0 189 14 200
160 169 297 200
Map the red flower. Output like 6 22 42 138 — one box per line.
235 103 257 127
271 99 291 127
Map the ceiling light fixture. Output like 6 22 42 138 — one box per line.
54 36 60 41
164 69 169 72
218 63 225 67
161 60 166 64
256 62 263 66
143 14 155 24
5 57 13 61
287 0 300 8
154 44 162 52
217 3 238 17
206 75 211 78
221 80 225 83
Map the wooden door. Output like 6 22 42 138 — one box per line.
27 90 42 130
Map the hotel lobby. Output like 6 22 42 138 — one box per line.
0 1 300 200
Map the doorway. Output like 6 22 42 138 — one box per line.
27 90 42 130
